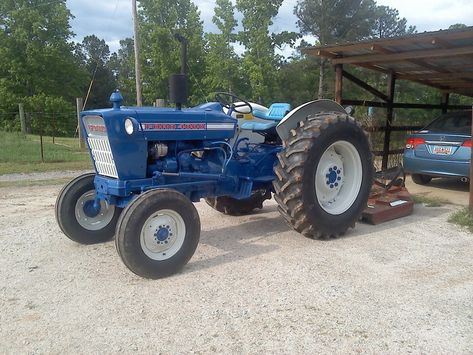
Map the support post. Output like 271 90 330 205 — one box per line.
441 92 450 114
382 73 396 170
155 99 166 107
19 103 26 134
132 0 143 107
76 97 85 149
470 108 473 215
335 64 343 104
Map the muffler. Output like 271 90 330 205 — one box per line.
460 177 469 183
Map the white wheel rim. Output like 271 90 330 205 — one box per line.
315 140 363 215
75 190 115 231
140 209 186 261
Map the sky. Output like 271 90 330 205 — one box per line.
66 0 473 54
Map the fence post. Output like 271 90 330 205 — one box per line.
19 103 26 134
156 99 166 107
52 112 56 144
39 114 44 163
76 97 85 149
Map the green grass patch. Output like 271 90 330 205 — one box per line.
0 131 91 174
0 177 71 188
449 207 473 233
412 194 449 207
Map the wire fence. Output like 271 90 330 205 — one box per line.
0 111 85 164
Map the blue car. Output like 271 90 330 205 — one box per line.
403 110 472 185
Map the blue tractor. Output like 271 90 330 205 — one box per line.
55 39 373 279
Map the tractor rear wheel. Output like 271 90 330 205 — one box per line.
273 112 373 238
115 189 200 279
55 173 121 244
205 190 271 216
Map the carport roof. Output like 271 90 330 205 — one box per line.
304 26 473 97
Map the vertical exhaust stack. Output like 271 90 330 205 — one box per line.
169 34 189 110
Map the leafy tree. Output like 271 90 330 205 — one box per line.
372 5 416 38
137 0 206 105
80 35 117 109
203 0 243 96
109 38 137 105
236 0 297 104
449 23 468 30
295 0 377 98
0 0 85 102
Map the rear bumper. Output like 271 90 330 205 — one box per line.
403 152 470 178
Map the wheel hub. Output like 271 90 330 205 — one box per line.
140 210 186 261
315 141 363 215
75 190 115 231
83 200 101 218
155 226 172 243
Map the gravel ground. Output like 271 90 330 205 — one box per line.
1 183 473 354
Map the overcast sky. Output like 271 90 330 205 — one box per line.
66 0 473 54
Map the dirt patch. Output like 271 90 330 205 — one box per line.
1 184 472 353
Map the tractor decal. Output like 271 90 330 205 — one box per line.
142 122 235 131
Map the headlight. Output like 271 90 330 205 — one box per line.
124 118 134 135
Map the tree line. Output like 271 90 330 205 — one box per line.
0 0 468 132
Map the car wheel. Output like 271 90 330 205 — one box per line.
411 174 432 185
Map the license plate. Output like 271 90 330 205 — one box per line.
432 145 453 155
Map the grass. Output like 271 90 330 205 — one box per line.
0 177 71 188
412 194 449 207
449 207 473 233
0 131 92 174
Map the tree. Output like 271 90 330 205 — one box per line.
137 0 206 105
295 0 377 98
80 35 117 109
109 38 137 105
203 0 242 96
372 6 416 38
236 0 295 104
0 0 85 102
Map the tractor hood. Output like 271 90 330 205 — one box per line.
80 96 237 180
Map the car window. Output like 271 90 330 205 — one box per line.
426 111 472 134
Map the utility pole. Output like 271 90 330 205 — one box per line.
132 0 143 106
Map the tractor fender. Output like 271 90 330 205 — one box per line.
276 99 347 141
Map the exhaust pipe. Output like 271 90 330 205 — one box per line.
460 177 469 183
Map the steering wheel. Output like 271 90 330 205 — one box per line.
215 92 253 114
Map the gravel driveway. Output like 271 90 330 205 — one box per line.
1 183 472 353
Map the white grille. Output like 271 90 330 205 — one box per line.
87 136 118 178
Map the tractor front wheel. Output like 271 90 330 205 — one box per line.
273 112 373 238
55 173 121 244
115 189 200 279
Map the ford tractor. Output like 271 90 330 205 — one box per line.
55 38 373 279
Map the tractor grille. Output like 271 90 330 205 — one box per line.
87 137 118 178
83 115 118 178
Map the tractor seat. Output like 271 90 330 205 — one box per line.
252 103 291 122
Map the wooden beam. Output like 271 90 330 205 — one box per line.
441 92 450 114
331 45 473 65
342 70 388 101
341 99 471 110
382 73 396 169
335 64 343 104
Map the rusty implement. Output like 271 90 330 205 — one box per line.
362 166 414 225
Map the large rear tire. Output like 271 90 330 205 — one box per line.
205 190 271 216
115 189 200 279
55 173 121 244
273 112 373 238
